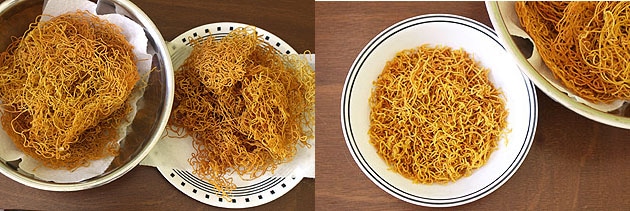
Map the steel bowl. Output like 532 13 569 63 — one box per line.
486 1 630 129
0 0 174 191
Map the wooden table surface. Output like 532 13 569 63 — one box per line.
2 0 630 210
315 1 630 210
0 0 314 210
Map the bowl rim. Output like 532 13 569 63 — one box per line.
0 0 174 191
485 1 630 129
340 13 537 207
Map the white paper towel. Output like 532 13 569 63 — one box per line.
140 132 315 180
0 0 152 183
140 54 316 180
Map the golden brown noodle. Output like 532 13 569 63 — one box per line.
369 45 507 184
515 1 630 103
0 11 139 170
169 27 314 197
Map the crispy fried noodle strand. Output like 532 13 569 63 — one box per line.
516 1 630 103
169 27 315 198
369 45 508 184
0 11 139 170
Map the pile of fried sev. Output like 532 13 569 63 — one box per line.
0 11 139 170
369 45 507 184
515 1 630 104
168 27 314 197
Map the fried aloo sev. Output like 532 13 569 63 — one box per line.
515 1 630 103
168 27 315 197
369 45 508 184
0 11 139 170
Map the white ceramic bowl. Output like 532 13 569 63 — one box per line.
341 14 537 207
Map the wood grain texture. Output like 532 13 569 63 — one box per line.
0 0 314 210
315 1 630 210
3 1 630 210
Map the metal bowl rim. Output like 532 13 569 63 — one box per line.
0 0 174 191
